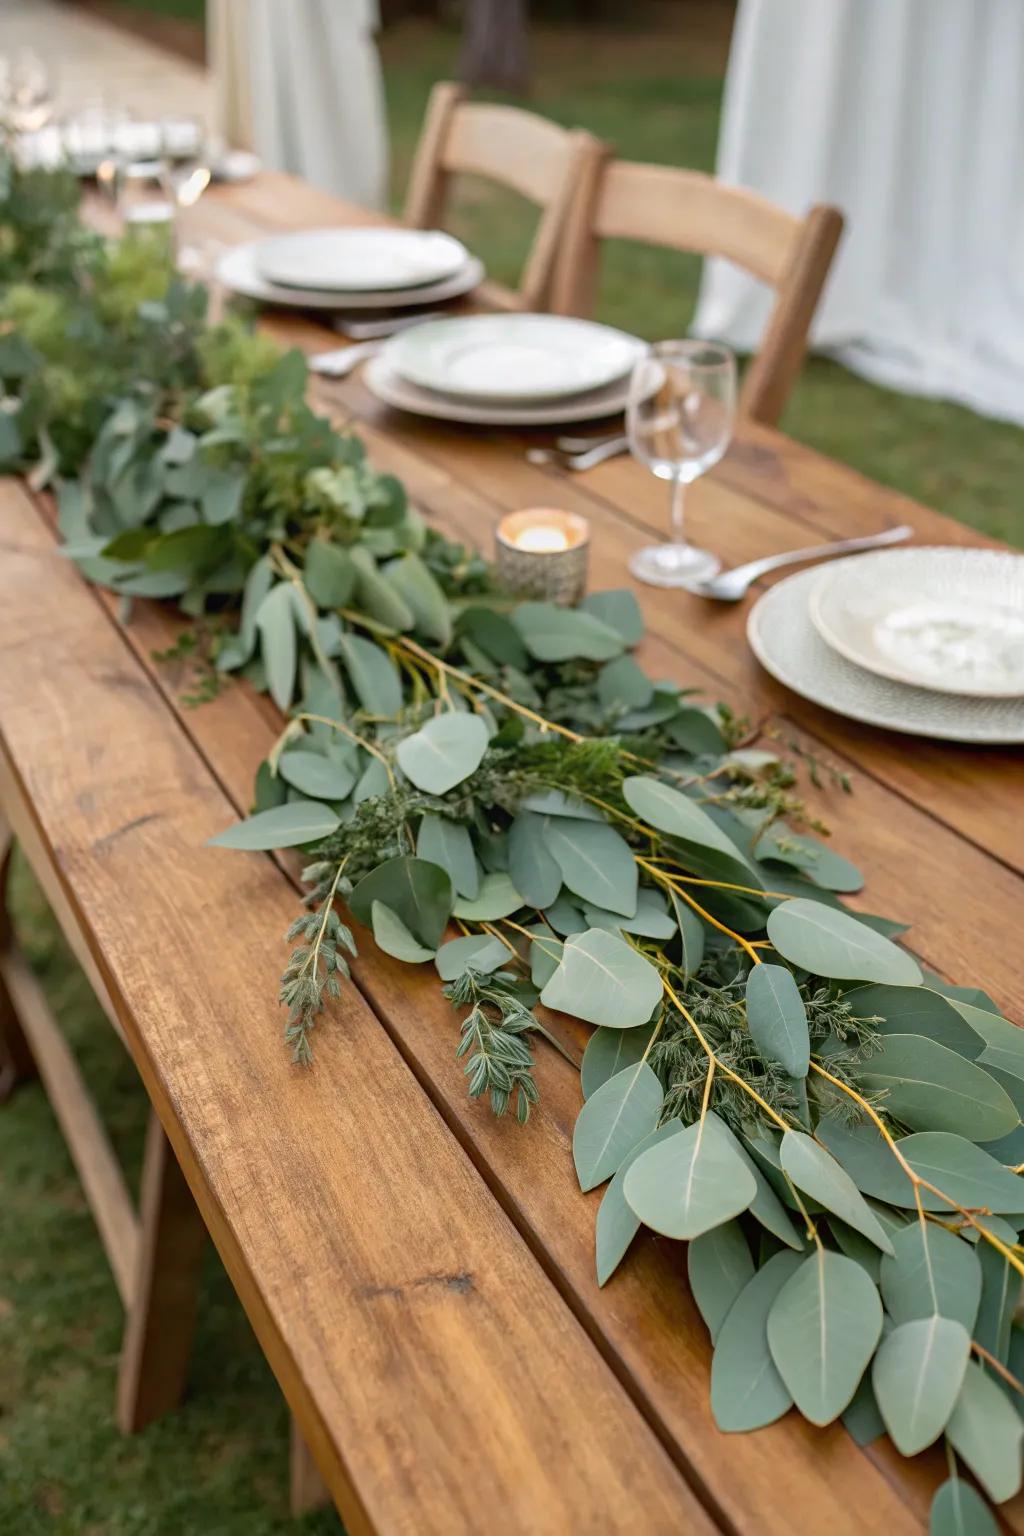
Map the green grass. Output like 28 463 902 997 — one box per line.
2 13 1021 1534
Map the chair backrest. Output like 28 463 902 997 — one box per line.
551 154 844 425
403 82 603 313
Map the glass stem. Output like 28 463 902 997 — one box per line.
669 473 687 547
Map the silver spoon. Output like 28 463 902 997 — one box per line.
527 436 630 473
689 525 915 601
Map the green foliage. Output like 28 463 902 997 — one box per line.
6 144 1022 1530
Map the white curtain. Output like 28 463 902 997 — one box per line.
207 0 388 210
692 0 1024 426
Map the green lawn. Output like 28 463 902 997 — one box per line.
2 13 1021 1536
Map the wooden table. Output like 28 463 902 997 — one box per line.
0 171 1021 1536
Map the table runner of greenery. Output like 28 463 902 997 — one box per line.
2 149 1021 1529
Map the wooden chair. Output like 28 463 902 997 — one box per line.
403 81 604 313
551 154 844 426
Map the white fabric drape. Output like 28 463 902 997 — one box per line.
692 0 1024 426
207 0 388 210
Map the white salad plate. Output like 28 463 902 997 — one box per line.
747 565 1024 744
383 313 648 403
216 241 484 311
255 227 469 291
809 547 1024 698
363 355 633 426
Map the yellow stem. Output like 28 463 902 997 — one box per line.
661 974 791 1134
290 712 395 787
637 856 763 966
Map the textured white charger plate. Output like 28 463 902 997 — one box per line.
810 547 1024 698
383 313 647 402
216 242 484 311
747 565 1024 743
256 227 468 291
363 355 632 426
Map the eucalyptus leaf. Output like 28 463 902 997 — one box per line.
508 811 562 909
669 890 706 977
597 654 653 712
581 1024 657 1099
746 964 810 1077
844 984 985 1058
710 1250 802 1432
384 552 452 646
349 545 414 631
623 1111 757 1240
879 1222 982 1331
512 601 624 662
541 929 663 1029
580 588 643 645
278 750 356 803
370 900 435 963
349 855 453 948
767 899 922 985
872 1315 970 1454
434 933 508 982
581 887 677 940
255 581 297 710
780 1130 894 1255
209 799 340 850
688 1220 755 1343
929 1479 1000 1536
417 813 480 900
527 926 563 988
712 1117 804 1251
766 1249 883 1424
946 1361 1024 1503
756 826 864 894
818 1120 1024 1213
338 632 402 717
304 539 356 609
452 872 523 921
573 1061 663 1192
397 712 489 795
975 1241 1018 1367
859 1033 1018 1140
519 789 602 821
547 816 638 918
595 1120 682 1285
623 776 759 879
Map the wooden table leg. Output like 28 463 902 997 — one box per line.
117 1108 207 1433
0 826 36 1101
289 1417 331 1516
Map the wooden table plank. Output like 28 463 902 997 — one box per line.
0 480 712 1536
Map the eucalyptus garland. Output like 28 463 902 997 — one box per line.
3 145 1023 1528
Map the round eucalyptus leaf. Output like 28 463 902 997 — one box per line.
396 712 489 795
946 1361 1024 1503
710 1250 802 1431
858 1033 1018 1140
209 799 340 850
255 581 297 710
573 1061 663 1192
780 1130 894 1255
767 898 922 985
844 984 985 1058
929 1479 999 1536
512 601 624 662
370 900 435 964
278 749 356 803
746 963 810 1077
433 933 508 982
452 871 523 921
349 855 453 948
581 1024 657 1099
580 587 643 645
527 926 563 989
338 632 402 717
623 1111 757 1240
508 811 562 909
541 929 662 1030
623 776 757 874
546 817 638 919
304 539 356 609
767 1249 883 1425
417 813 480 900
872 1315 970 1455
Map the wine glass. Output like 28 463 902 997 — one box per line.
626 339 737 588
4 49 54 135
159 115 212 212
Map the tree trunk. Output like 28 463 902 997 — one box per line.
458 0 530 94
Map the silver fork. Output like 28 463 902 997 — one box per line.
527 435 630 473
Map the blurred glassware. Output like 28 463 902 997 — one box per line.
159 115 212 211
625 339 736 588
3 49 54 135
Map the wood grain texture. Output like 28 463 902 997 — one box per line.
0 481 709 1536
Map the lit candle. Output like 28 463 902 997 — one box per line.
495 508 590 605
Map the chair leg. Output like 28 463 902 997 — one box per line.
116 1108 207 1433
290 1417 331 1516
0 828 36 1102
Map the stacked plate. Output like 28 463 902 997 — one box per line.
216 226 485 312
364 313 649 426
747 546 1024 743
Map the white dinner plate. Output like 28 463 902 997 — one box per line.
383 314 648 403
363 355 633 426
747 565 1024 744
255 228 469 292
809 547 1024 698
216 241 485 311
